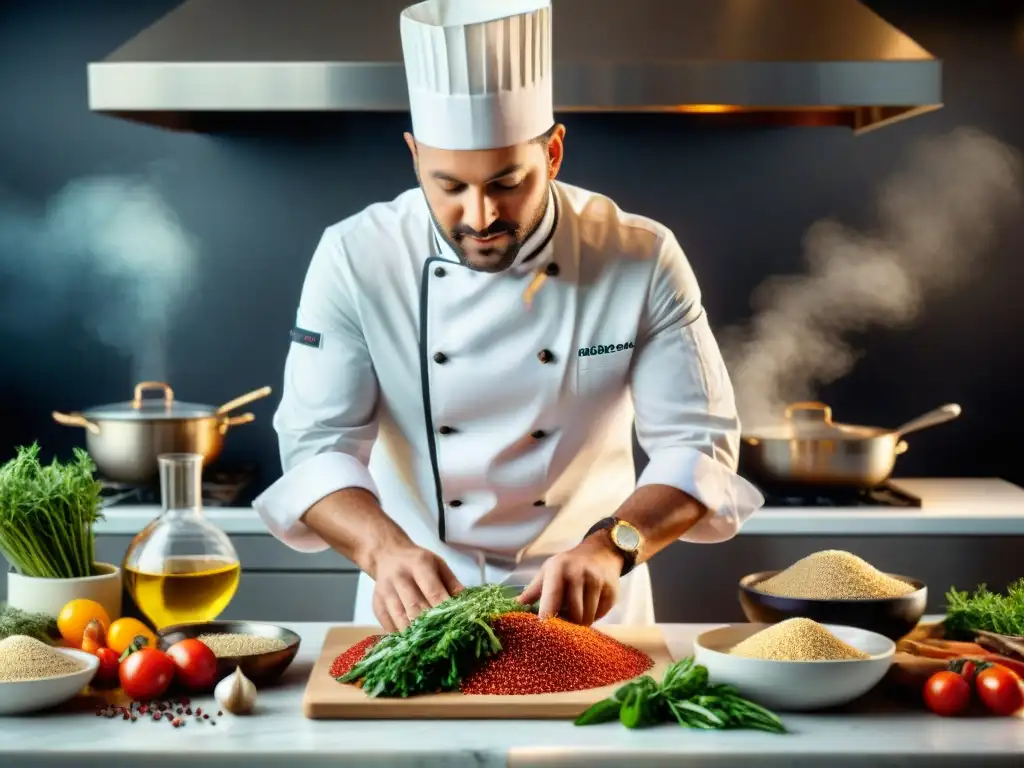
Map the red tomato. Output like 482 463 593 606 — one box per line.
976 665 1024 717
92 647 121 687
957 660 978 684
119 647 175 700
165 639 219 692
924 671 971 717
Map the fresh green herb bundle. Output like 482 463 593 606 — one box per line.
339 584 530 697
0 603 60 643
0 443 105 579
945 579 1024 638
575 656 786 733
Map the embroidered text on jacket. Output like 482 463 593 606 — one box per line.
578 342 635 357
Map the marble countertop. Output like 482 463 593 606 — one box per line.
94 478 1024 537
2 621 1022 767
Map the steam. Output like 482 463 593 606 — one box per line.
0 173 196 384
720 128 1024 429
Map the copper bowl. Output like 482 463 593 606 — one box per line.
738 570 928 641
158 620 301 686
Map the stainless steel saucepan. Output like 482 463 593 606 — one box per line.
52 381 273 484
741 401 962 489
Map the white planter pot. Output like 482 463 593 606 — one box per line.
6 562 123 621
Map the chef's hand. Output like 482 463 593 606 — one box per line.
371 545 464 632
516 535 623 626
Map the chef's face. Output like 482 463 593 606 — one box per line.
405 125 566 273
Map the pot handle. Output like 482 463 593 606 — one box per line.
894 403 962 438
133 381 174 409
216 386 273 415
218 412 255 435
52 411 101 435
784 401 834 424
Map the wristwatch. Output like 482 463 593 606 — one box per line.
584 517 643 576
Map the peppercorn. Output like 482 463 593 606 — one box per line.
460 613 653 695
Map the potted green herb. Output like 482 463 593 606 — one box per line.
0 443 122 620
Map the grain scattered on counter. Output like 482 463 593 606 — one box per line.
0 634 86 681
729 618 871 661
197 633 287 657
754 549 917 599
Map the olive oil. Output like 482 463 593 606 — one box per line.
125 556 240 629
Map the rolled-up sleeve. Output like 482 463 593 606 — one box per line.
252 229 380 552
630 231 764 543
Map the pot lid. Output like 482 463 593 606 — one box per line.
743 402 890 441
80 382 216 420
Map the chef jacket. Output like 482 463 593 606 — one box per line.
253 180 765 626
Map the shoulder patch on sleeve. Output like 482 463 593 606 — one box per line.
290 327 322 348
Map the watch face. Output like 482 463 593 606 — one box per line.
612 523 640 551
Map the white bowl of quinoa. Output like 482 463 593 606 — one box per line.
693 619 896 711
0 635 99 715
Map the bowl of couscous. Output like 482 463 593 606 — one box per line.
0 635 99 715
158 620 300 686
738 550 927 641
694 619 896 711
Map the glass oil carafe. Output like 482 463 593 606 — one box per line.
122 453 241 630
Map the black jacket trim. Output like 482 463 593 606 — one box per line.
419 254 447 542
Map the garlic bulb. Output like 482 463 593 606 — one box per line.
215 666 258 714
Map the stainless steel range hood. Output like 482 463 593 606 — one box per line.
87 0 942 134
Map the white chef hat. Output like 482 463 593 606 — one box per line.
400 0 554 151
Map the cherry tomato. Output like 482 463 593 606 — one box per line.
165 638 218 692
119 647 175 700
57 599 110 647
956 660 978 684
976 665 1024 717
106 618 157 656
92 647 121 687
924 670 971 717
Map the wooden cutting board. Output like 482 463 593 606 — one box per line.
302 624 674 719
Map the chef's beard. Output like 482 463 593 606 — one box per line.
428 195 548 273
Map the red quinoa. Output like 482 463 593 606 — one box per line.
460 613 652 695
330 634 385 678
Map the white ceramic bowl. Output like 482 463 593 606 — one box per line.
0 648 98 716
693 622 895 712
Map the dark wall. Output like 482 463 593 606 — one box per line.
2 1 1023 493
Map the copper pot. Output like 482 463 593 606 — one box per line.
52 381 272 484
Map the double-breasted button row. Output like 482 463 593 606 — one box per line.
448 498 545 508
436 349 552 365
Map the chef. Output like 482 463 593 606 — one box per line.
254 0 764 631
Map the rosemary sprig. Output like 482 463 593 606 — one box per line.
944 579 1024 638
339 584 530 697
0 603 60 643
575 656 786 733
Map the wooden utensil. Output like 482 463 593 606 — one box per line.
302 625 674 720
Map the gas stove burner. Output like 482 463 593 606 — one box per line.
98 464 260 508
756 481 922 509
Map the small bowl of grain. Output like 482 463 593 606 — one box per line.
738 550 927 641
693 618 896 711
0 635 100 715
158 620 300 686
